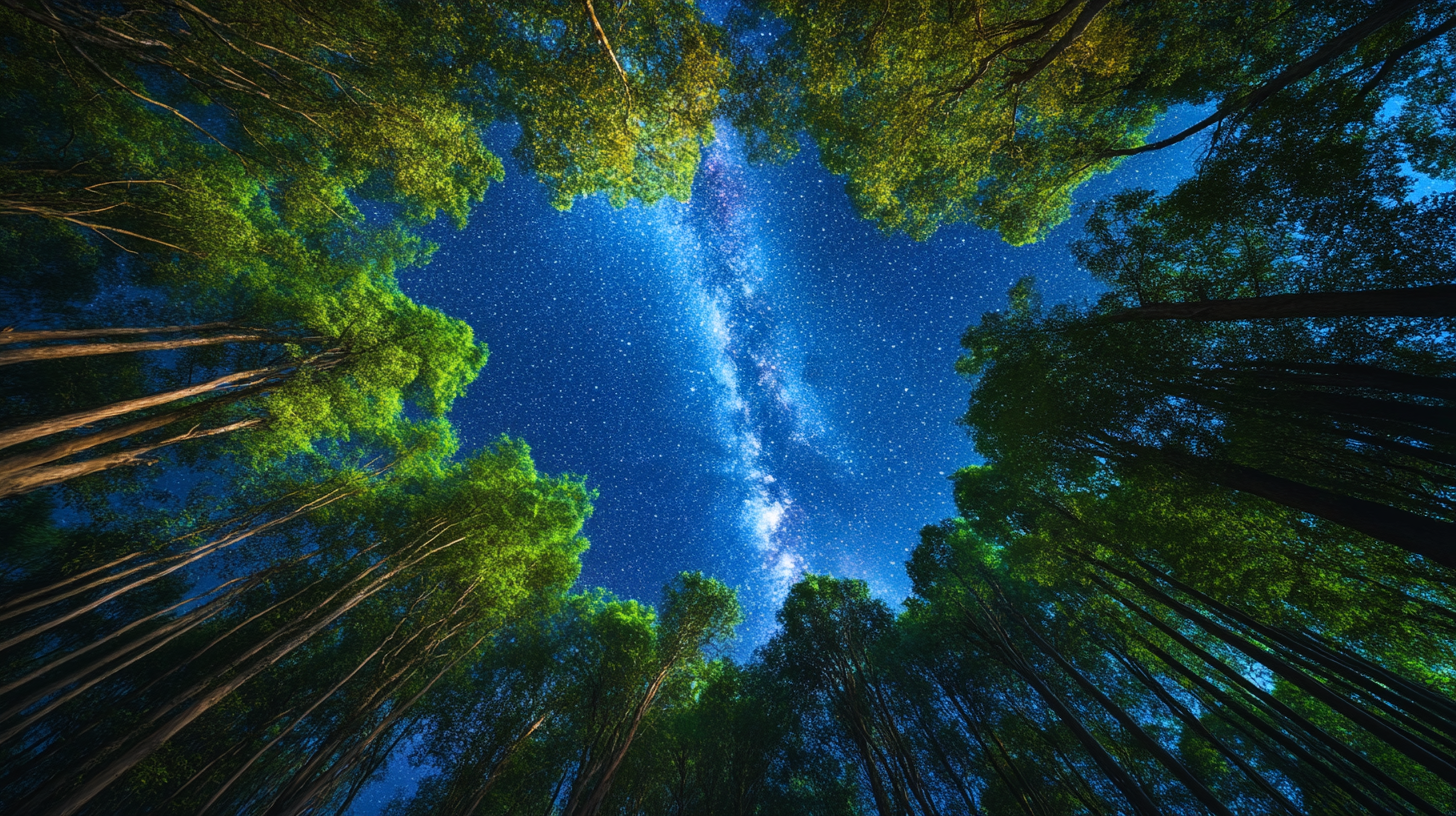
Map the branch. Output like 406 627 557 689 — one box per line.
582 0 632 105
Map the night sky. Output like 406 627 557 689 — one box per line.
399 113 1207 651
348 113 1210 814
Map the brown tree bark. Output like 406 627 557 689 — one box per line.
0 322 241 345
0 418 261 498
1105 285 1456 322
37 527 465 816
190 586 437 814
0 570 276 750
0 332 276 366
0 485 347 653
268 629 490 816
0 379 269 483
0 366 277 451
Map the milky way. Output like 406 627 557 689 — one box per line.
645 144 855 608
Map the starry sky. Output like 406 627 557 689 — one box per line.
399 114 1208 651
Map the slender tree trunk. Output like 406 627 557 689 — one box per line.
1136 635 1417 815
0 417 261 497
1102 0 1428 158
196 597 432 815
0 487 345 650
996 596 1235 816
934 678 1040 816
573 669 672 816
0 365 278 451
1233 361 1456 401
867 681 940 816
0 549 147 617
0 322 242 345
1160 449 1456 569
28 528 461 816
915 707 982 816
1106 285 1456 322
0 570 276 749
457 712 551 816
1104 564 1456 780
1111 648 1303 815
842 689 898 816
262 589 483 814
1264 389 1456 435
1090 572 1444 815
956 596 1163 816
269 630 490 816
1129 555 1456 728
0 380 269 482
0 332 276 366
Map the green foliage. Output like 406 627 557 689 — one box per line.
484 0 730 210
729 0 1455 243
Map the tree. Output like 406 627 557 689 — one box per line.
0 281 485 498
727 0 1456 243
957 275 1456 568
0 438 592 815
562 572 742 816
907 518 1456 814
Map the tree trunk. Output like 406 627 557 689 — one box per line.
1105 285 1456 321
0 486 345 639
1161 450 1456 569
195 599 434 815
35 530 463 816
1128 555 1456 729
457 712 551 816
572 669 672 816
1111 649 1303 815
0 570 275 750
0 366 278 451
268 630 490 816
0 418 261 498
0 332 276 366
0 322 242 345
1090 572 1445 815
0 381 269 483
1234 361 1456 401
997 596 1235 816
1135 635 1411 815
957 596 1163 816
1105 564 1456 781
